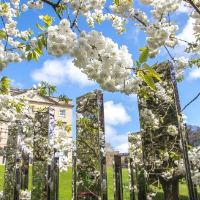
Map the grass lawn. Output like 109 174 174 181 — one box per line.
0 165 197 200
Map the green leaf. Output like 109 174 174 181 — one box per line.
25 45 31 51
43 15 52 28
56 7 61 14
138 71 155 91
143 63 161 81
36 22 46 31
0 30 6 40
16 107 21 113
18 43 25 47
38 39 43 50
96 18 102 24
35 47 43 56
139 46 149 63
27 51 32 61
20 37 27 41
114 0 119 6
32 51 38 61
0 76 11 94
39 34 47 49
139 47 145 51
136 61 141 69
170 21 176 24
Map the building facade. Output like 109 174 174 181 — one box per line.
0 88 74 164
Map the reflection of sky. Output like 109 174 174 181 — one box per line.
2 3 200 153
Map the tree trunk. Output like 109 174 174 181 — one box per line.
159 176 179 200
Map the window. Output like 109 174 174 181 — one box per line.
59 110 65 117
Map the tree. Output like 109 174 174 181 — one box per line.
186 124 200 147
105 142 114 151
0 0 200 199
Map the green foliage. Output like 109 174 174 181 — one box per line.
0 30 6 40
139 46 149 63
56 120 72 132
36 22 46 31
0 76 11 94
143 63 161 81
138 70 156 91
170 151 182 161
38 81 57 96
136 60 141 69
43 14 53 28
59 94 70 104
114 0 119 6
56 3 67 16
138 88 151 100
189 56 200 68
135 47 161 91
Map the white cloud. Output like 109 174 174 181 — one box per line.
105 124 129 153
105 124 117 139
126 27 140 44
31 58 96 87
104 101 131 153
115 143 129 153
104 101 131 126
171 18 195 57
177 18 195 45
10 79 24 89
176 2 192 14
188 67 200 80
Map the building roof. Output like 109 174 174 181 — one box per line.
10 87 74 108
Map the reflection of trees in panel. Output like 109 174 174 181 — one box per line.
31 111 49 200
138 61 187 199
21 152 29 190
138 62 181 170
113 155 123 200
76 90 107 199
3 123 18 199
128 133 146 200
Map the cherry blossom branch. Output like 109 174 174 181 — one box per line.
133 15 147 27
186 0 200 15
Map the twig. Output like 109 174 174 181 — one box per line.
134 15 147 27
164 45 174 61
1 16 8 50
70 2 82 29
182 92 200 111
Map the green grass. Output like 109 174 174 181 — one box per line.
0 165 197 200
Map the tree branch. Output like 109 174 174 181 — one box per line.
41 0 62 20
185 0 200 15
70 3 82 29
182 92 200 111
164 45 174 61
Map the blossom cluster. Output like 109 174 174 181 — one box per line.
188 146 200 185
71 30 134 93
140 107 160 129
19 190 31 200
0 0 197 94
47 19 77 57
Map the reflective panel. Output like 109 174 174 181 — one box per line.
76 90 107 200
113 155 123 200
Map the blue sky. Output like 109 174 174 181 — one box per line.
1 2 200 152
